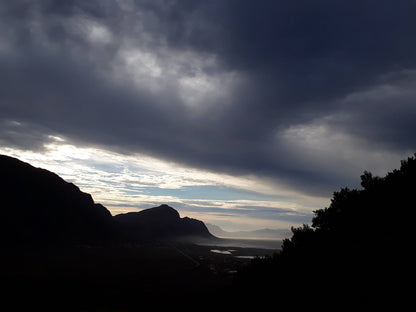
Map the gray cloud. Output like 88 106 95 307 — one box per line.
1 0 415 197
0 120 52 151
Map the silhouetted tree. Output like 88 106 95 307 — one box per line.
234 153 416 308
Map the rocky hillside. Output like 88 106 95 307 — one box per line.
114 204 216 241
0 155 215 245
0 155 118 245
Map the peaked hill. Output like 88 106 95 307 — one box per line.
114 204 216 241
0 155 215 245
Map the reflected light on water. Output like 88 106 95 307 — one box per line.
210 249 232 255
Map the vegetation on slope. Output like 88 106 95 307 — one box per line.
234 154 415 308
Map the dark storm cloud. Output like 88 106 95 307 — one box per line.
0 120 52 151
209 1 416 136
1 0 415 196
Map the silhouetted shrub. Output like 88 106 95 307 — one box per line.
234 153 416 308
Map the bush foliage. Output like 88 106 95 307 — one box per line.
234 154 415 308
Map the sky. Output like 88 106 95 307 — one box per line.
1 0 415 232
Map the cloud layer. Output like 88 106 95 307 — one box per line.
1 1 415 209
0 140 316 231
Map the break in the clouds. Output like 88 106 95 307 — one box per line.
1 1 415 230
0 140 316 231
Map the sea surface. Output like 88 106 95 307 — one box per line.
199 237 283 250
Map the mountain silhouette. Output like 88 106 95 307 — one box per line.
0 154 215 245
206 223 291 240
114 204 216 241
0 155 118 245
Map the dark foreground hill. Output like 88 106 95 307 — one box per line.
0 155 118 245
114 204 216 242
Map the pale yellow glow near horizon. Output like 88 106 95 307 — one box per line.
0 139 326 231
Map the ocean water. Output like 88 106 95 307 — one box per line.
201 238 283 250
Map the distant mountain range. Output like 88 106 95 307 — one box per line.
0 155 216 245
206 223 291 240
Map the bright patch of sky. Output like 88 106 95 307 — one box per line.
0 135 327 232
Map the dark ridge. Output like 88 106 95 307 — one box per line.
0 155 118 246
0 155 216 245
114 204 216 241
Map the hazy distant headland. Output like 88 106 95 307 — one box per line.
206 223 291 240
